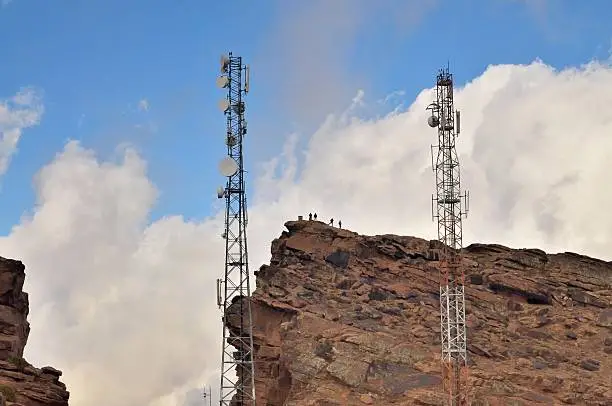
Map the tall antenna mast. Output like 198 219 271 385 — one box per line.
215 52 256 406
426 67 469 406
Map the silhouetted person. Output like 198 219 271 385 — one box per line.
314 213 318 220
330 218 334 227
309 213 312 221
338 220 342 229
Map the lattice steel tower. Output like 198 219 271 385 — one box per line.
215 53 256 406
426 67 470 406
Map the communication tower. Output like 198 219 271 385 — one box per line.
426 67 470 406
215 52 256 406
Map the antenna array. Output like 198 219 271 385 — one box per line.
215 52 256 406
426 67 470 406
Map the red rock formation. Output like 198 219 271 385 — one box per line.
225 220 612 405
0 257 69 406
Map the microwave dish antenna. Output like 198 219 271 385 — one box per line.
217 186 226 199
218 99 230 112
218 156 239 177
216 76 229 89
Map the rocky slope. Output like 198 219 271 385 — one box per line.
0 257 69 406
226 220 612 405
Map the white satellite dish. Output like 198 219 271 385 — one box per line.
216 76 229 88
217 186 225 199
218 156 239 177
218 99 230 112
220 55 230 73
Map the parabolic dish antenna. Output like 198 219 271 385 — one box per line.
218 99 230 112
216 76 229 88
427 115 440 128
218 156 239 177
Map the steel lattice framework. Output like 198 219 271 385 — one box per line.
427 67 470 406
216 52 256 406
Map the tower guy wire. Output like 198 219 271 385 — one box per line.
426 67 470 406
215 52 256 406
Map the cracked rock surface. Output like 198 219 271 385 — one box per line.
0 257 69 406
226 220 611 405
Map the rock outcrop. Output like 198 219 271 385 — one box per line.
0 257 69 406
225 220 612 405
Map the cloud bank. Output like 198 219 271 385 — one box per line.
0 60 611 405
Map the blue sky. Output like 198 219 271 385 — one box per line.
0 0 610 235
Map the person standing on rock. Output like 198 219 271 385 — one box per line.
330 218 334 226
309 213 312 221
314 213 318 220
338 220 342 229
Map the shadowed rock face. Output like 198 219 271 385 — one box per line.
225 221 612 405
0 257 69 406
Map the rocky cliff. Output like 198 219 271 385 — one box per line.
226 220 612 405
0 257 69 406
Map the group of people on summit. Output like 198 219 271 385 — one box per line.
307 212 342 229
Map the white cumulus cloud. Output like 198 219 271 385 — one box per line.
0 60 611 406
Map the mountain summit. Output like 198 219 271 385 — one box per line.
225 220 611 405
